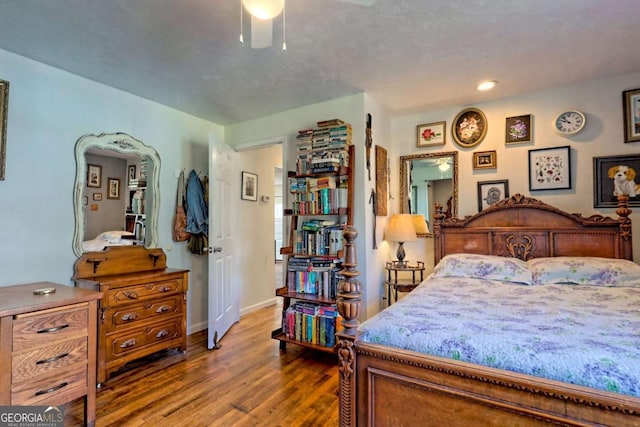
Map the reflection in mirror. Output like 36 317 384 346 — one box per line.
73 133 161 256
399 151 458 237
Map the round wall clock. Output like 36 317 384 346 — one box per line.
554 110 586 135
452 108 487 148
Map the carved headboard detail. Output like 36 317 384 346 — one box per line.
434 194 632 264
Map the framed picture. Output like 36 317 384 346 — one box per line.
505 114 532 144
83 196 88 206
107 177 121 199
528 146 571 191
128 165 137 186
622 88 640 143
92 192 102 201
593 154 640 208
417 121 446 147
473 150 497 169
477 180 509 211
87 164 102 188
0 79 8 181
241 171 258 201
452 108 487 148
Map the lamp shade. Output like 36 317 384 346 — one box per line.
411 214 429 234
242 0 284 19
386 214 418 243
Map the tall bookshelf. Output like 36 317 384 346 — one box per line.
271 119 354 352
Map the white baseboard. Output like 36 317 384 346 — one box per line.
240 298 277 317
187 320 208 335
187 299 277 336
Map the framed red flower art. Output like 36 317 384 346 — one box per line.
417 121 446 147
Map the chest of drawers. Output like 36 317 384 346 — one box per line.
0 282 102 427
73 246 189 385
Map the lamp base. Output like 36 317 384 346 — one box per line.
395 242 407 267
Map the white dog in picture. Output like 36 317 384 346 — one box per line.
608 165 640 197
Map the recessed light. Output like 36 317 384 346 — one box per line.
477 80 498 91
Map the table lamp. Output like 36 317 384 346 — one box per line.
386 214 417 266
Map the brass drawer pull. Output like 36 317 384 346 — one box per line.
123 291 139 299
120 339 137 348
36 352 69 365
156 330 169 338
156 306 170 313
37 324 69 334
35 382 68 396
159 286 172 292
121 313 138 321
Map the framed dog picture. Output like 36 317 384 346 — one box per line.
593 154 640 208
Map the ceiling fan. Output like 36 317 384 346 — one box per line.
241 0 377 49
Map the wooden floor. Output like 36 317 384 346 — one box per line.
65 302 339 426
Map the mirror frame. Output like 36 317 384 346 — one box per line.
72 132 161 256
399 151 458 237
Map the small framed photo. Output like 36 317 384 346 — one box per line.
87 164 102 188
128 165 137 186
241 171 258 201
473 150 497 169
107 177 121 199
505 114 532 144
417 121 446 147
528 146 571 191
593 154 640 208
622 88 640 143
83 196 88 206
452 108 487 148
92 192 102 201
477 180 509 211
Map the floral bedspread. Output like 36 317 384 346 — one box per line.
357 277 640 397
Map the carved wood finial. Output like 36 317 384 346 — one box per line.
337 227 361 334
336 226 360 427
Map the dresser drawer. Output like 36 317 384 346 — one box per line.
107 279 183 307
12 337 87 384
105 294 183 333
107 318 182 359
11 365 87 406
12 303 89 352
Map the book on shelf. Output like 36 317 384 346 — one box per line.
283 302 340 347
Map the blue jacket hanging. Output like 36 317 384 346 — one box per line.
185 170 208 236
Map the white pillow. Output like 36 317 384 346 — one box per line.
96 230 135 242
433 253 532 285
527 257 640 287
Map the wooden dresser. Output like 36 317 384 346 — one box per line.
73 246 189 385
0 282 102 427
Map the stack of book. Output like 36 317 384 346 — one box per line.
292 222 345 256
296 119 352 175
288 175 348 215
286 258 343 297
283 302 339 347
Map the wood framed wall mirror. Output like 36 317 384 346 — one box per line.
399 151 458 237
72 132 161 256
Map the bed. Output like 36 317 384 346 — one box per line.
81 230 136 252
336 194 640 426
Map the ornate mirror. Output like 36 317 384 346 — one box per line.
72 132 161 256
399 151 458 237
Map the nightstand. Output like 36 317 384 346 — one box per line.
384 261 425 305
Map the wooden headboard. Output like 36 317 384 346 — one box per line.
433 194 633 263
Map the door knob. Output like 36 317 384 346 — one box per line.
210 246 222 253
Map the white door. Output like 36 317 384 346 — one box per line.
208 135 239 350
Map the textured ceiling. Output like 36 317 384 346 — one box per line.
0 0 638 125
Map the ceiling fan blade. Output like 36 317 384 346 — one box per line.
333 0 376 5
251 15 273 49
